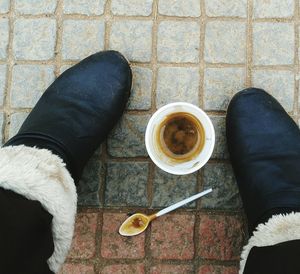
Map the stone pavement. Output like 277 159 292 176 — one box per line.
0 0 298 273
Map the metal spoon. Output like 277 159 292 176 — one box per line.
119 188 212 236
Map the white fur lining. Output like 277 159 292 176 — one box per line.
240 212 300 273
0 145 77 273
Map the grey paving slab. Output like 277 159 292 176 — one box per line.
253 22 294 65
128 66 152 110
205 0 247 18
205 21 246 64
0 113 3 145
252 70 294 112
0 0 9 13
253 0 294 18
156 66 199 108
78 148 101 206
152 167 197 208
111 0 153 16
0 65 6 106
11 65 55 108
9 112 28 138
0 19 9 59
107 114 150 157
158 0 201 17
204 67 245 111
105 161 149 207
109 20 153 62
63 0 106 15
15 0 57 14
62 20 105 60
60 64 73 74
202 163 242 210
13 19 56 60
157 21 200 63
210 116 228 159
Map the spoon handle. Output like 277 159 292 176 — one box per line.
156 188 212 217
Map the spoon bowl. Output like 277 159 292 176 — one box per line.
119 213 156 236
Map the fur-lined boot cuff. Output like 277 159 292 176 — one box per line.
240 212 300 273
0 145 77 273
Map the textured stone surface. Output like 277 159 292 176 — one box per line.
151 264 194 274
150 214 195 259
13 19 56 60
157 21 200 63
111 0 153 16
0 65 6 105
0 0 9 13
152 168 197 208
101 213 145 258
253 0 294 18
158 0 200 17
210 116 228 159
77 149 101 206
204 67 245 111
0 19 8 59
0 113 3 145
62 20 104 60
107 114 150 157
11 65 55 108
9 112 28 138
205 21 246 64
59 263 94 274
252 70 294 112
105 162 148 207
253 23 294 65
156 67 199 108
15 0 57 14
63 0 105 15
128 67 152 110
205 0 247 17
199 214 245 260
60 64 73 74
68 213 98 259
110 20 153 62
102 264 145 274
4 1 299 270
198 265 239 274
202 163 242 210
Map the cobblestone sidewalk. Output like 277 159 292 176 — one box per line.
0 0 298 273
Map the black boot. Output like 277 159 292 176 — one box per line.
226 88 300 273
4 50 132 183
0 50 132 273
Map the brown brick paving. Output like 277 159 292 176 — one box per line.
150 214 195 259
101 263 145 274
63 211 244 273
198 265 239 274
68 213 98 259
198 214 246 260
101 213 145 259
59 263 95 274
150 264 194 274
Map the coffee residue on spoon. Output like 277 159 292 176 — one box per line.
131 217 144 228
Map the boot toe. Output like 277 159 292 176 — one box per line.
226 87 299 158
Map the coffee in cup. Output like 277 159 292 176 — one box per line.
145 102 215 175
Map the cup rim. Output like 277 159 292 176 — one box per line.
145 102 215 175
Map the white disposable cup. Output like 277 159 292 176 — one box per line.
145 102 215 175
